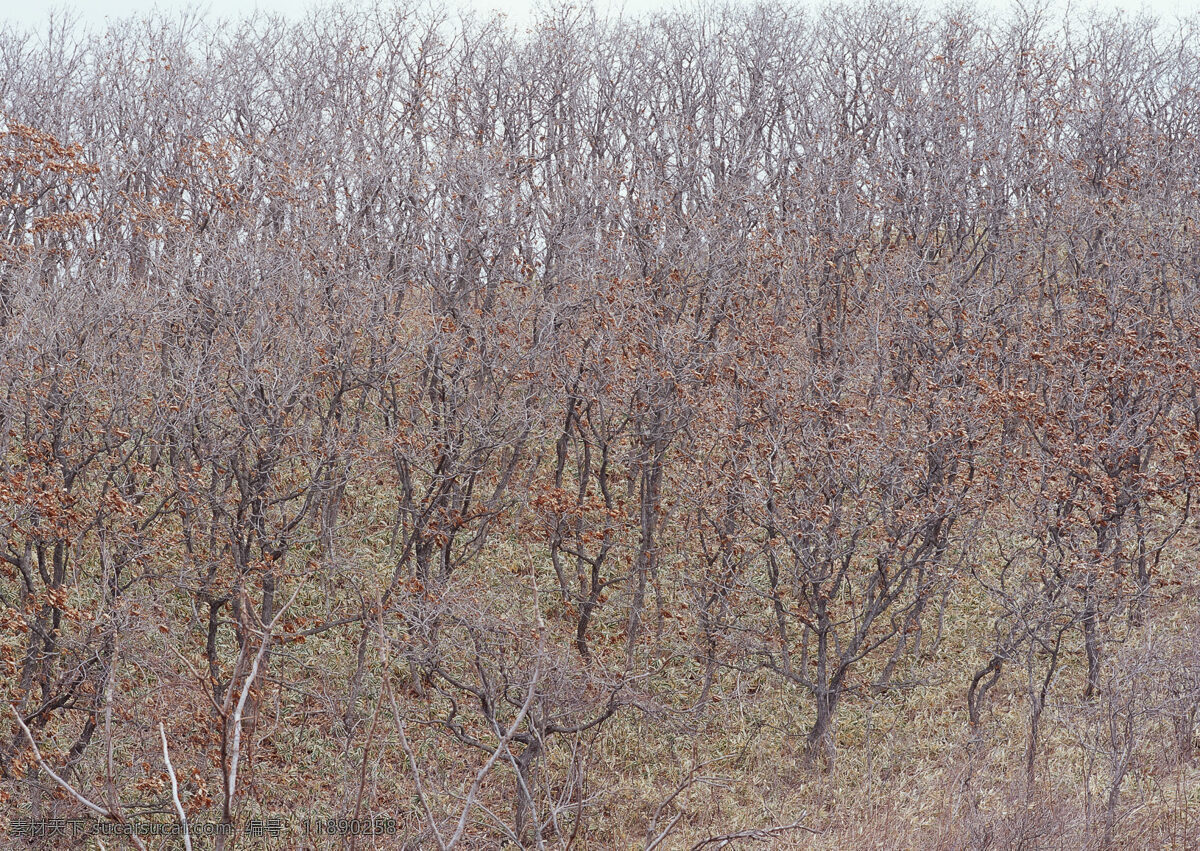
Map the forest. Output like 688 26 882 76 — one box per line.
3 2 1200 847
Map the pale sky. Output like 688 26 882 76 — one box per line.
1 0 1197 34
6 0 663 31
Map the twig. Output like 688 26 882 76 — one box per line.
445 654 542 851
387 676 447 850
11 704 148 851
167 643 223 714
348 606 389 851
645 813 684 851
689 818 819 849
227 583 302 810
160 722 193 851
644 754 736 851
454 795 523 845
103 626 119 811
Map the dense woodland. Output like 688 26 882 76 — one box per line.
3 2 1200 847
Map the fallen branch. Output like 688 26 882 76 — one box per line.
690 818 819 850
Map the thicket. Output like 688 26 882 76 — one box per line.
4 3 1200 847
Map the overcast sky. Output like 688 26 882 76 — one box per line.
2 0 1197 36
